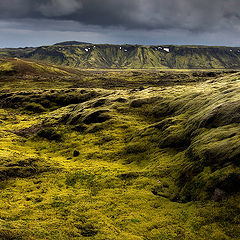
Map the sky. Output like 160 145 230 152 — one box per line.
1 0 240 48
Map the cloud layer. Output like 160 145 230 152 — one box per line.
1 0 240 32
1 0 240 47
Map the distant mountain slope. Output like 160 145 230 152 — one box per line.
54 41 92 46
2 43 240 69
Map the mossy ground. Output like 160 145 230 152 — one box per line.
0 64 240 239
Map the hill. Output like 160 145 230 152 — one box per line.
0 58 89 89
2 43 240 69
0 58 79 76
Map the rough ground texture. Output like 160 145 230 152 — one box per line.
0 60 240 239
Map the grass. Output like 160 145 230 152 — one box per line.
0 61 240 239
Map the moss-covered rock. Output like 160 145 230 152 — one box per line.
23 102 46 113
36 127 62 141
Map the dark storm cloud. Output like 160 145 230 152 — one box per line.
1 0 240 32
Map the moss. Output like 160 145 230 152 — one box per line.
36 127 62 141
71 123 87 132
0 69 240 239
39 99 52 108
0 157 50 181
86 123 105 133
0 229 24 240
124 142 148 154
65 171 96 187
23 102 46 113
75 223 98 237
198 100 240 128
83 110 111 124
92 98 107 107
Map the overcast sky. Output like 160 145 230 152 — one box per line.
1 0 240 48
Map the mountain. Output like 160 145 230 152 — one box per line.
0 41 240 69
1 43 240 69
54 41 92 46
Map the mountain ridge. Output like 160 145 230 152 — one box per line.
54 41 92 46
2 43 240 69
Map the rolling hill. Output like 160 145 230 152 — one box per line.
2 43 240 69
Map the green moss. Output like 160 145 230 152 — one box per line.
65 171 96 187
23 102 46 113
36 127 62 141
0 69 240 239
124 142 148 154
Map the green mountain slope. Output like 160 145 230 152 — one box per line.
0 58 78 76
2 43 240 69
0 58 91 90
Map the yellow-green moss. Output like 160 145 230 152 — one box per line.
0 70 240 239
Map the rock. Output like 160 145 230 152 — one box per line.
206 72 217 77
86 124 104 133
130 88 137 93
71 124 87 132
130 99 148 108
75 223 98 237
211 188 226 201
73 150 80 157
37 128 62 141
130 97 158 108
83 110 111 124
114 97 127 103
92 98 106 107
